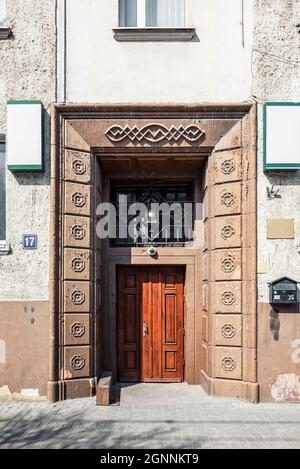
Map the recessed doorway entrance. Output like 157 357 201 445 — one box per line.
117 267 184 383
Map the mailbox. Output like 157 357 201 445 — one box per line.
269 277 298 304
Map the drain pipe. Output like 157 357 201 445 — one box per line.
47 104 60 402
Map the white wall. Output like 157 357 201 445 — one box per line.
62 0 254 103
0 1 55 300
253 0 300 302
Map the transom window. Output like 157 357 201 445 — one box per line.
119 0 186 28
0 0 6 26
111 181 194 247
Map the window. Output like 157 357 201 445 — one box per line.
111 181 194 247
0 0 6 26
119 0 186 27
0 137 6 240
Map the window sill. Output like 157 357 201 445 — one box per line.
0 241 11 255
0 27 12 39
113 27 195 42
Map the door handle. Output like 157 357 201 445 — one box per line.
143 322 149 337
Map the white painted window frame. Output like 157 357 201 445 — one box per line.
115 0 194 42
0 0 11 40
119 0 187 27
137 0 146 27
0 0 6 26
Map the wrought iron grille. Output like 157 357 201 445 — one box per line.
111 181 194 247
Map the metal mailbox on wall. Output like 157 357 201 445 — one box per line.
269 277 298 305
7 100 44 172
264 102 300 171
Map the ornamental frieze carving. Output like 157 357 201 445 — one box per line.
221 255 236 273
70 322 85 338
221 324 237 339
72 159 86 175
72 192 86 208
221 357 237 372
71 257 85 273
70 289 85 305
221 225 235 240
105 123 205 144
71 355 85 371
221 290 236 306
221 192 235 207
221 159 236 175
71 224 85 240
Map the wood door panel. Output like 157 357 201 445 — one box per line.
161 268 184 380
117 269 140 381
164 294 176 344
117 267 184 382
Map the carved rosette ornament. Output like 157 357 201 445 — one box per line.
221 291 236 306
70 289 85 305
72 192 86 208
221 255 236 273
71 355 85 371
221 159 235 175
221 192 235 207
70 322 85 338
71 257 85 273
221 324 236 339
71 224 85 240
72 159 86 175
221 357 236 372
221 225 235 240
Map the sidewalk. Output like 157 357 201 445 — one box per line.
0 383 299 449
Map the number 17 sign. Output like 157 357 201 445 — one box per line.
23 234 38 250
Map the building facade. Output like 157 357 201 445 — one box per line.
0 0 300 402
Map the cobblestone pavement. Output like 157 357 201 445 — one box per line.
0 383 300 449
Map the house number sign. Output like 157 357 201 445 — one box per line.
23 234 38 250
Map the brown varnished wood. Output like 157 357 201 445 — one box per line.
117 268 141 381
117 267 184 382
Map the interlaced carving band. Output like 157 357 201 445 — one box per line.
105 124 205 144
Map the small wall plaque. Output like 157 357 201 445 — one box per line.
23 234 38 250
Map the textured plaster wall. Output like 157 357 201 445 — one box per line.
63 0 254 103
253 0 300 401
253 0 300 302
0 0 56 300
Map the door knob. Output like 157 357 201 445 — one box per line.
143 322 149 337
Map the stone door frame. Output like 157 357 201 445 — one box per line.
48 103 258 402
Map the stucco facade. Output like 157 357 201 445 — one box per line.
0 0 299 402
253 0 300 401
0 1 55 399
0 0 55 300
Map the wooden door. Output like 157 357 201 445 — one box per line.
117 267 184 382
